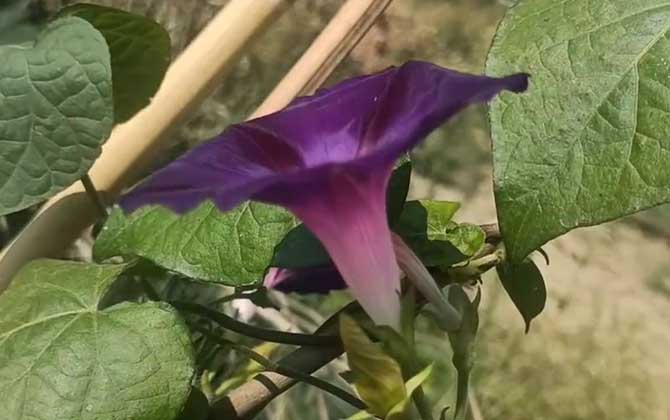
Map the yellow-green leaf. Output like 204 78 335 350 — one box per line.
340 314 406 418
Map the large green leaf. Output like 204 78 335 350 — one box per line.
496 258 546 333
488 0 670 261
60 4 171 123
0 259 194 420
94 201 297 286
0 17 113 216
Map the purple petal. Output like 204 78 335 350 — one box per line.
119 61 528 329
121 61 527 214
264 266 345 294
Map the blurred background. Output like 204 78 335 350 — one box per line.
1 1 669 419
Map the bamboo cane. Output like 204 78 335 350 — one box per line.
251 0 392 118
0 0 290 290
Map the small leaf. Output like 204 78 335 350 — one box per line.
0 17 113 215
95 201 297 286
59 4 171 123
214 342 279 395
346 411 374 420
272 162 412 269
440 407 450 420
394 200 467 266
489 0 670 262
496 258 546 332
0 259 194 420
386 364 434 420
444 223 486 258
402 364 433 400
445 285 480 420
340 314 406 418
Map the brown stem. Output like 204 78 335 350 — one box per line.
207 304 361 419
80 174 108 219
479 223 501 245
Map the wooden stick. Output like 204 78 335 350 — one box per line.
208 304 350 420
0 0 290 291
251 0 392 118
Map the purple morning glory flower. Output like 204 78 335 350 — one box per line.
121 61 528 329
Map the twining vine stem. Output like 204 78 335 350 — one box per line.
192 324 367 411
80 174 108 218
172 301 341 347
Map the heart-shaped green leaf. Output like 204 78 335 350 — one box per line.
488 0 670 261
59 4 171 123
0 259 194 420
94 201 297 286
0 17 113 216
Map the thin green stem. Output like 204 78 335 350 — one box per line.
80 174 108 218
446 252 503 283
207 292 245 307
413 386 435 420
453 368 471 420
192 325 366 410
402 286 434 420
172 301 340 347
